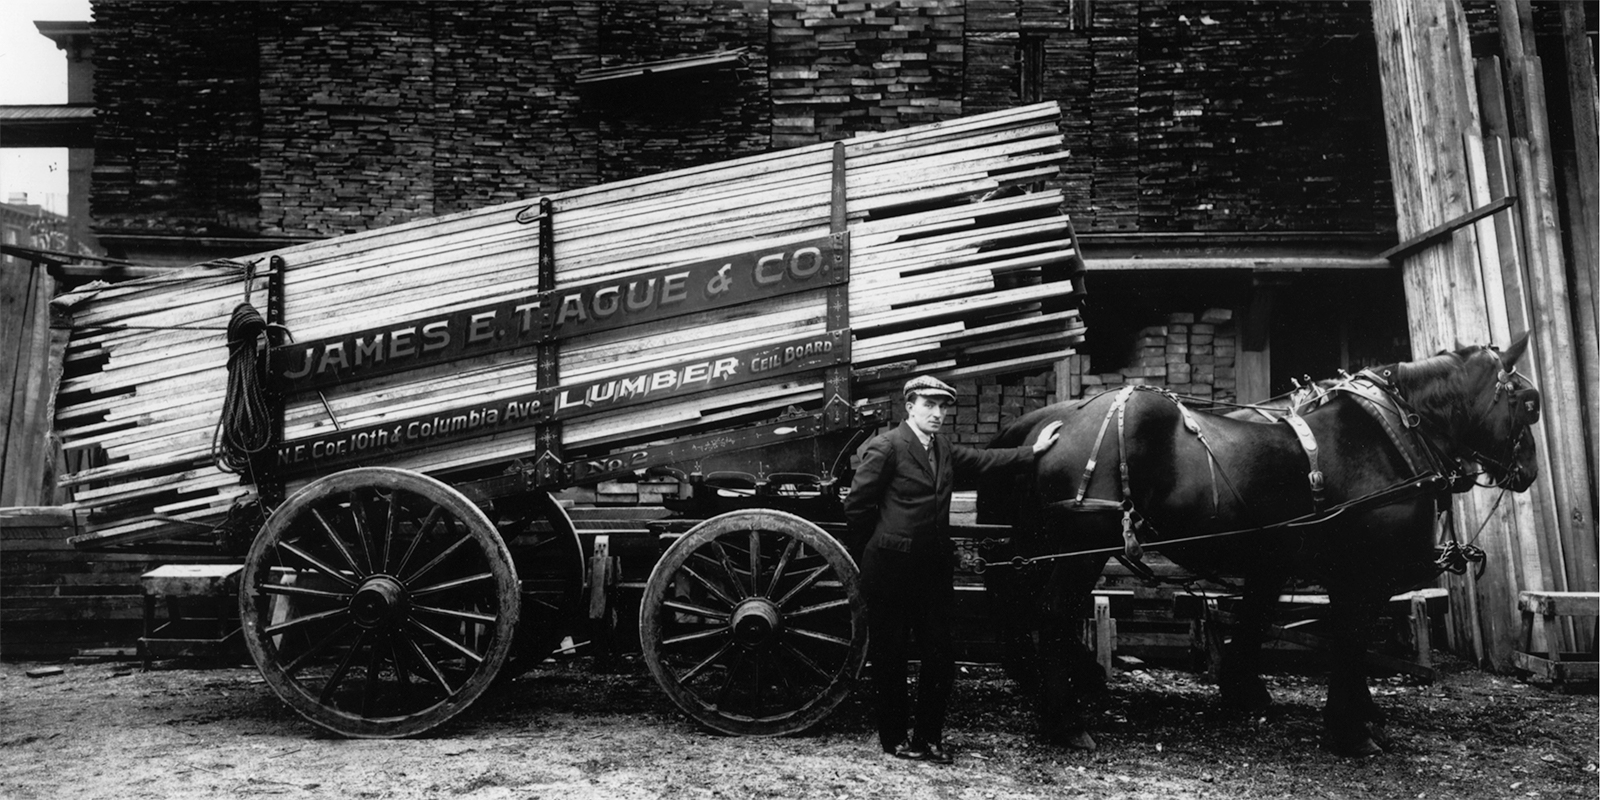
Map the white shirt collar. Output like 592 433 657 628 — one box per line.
905 422 933 449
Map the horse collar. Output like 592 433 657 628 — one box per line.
1338 375 1433 478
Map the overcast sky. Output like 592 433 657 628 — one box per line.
1 0 92 214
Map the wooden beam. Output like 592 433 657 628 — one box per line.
1377 195 1517 263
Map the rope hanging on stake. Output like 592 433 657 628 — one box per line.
212 302 274 474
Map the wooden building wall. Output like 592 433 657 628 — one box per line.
1372 0 1597 669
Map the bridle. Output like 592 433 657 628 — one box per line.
1470 353 1540 489
1368 346 1540 492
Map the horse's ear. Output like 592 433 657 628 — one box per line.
1501 331 1531 368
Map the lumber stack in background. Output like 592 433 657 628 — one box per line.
53 102 1085 550
0 507 234 658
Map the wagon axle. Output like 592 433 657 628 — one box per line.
730 598 783 646
350 577 408 629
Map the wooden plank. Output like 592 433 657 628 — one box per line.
1518 591 1600 618
52 102 1086 546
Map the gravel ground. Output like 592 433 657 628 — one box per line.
0 652 1594 800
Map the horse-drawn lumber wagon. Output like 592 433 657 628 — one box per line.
51 103 1088 738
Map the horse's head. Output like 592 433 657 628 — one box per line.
1396 333 1541 491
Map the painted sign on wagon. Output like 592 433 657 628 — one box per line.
270 233 848 393
273 328 852 474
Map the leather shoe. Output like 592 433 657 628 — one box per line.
922 742 954 765
891 740 927 760
892 740 954 764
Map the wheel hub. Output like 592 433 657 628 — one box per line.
350 575 408 628
730 598 782 646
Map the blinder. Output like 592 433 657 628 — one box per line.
1495 366 1541 427
1511 387 1540 425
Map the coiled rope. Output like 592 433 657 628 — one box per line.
212 303 274 474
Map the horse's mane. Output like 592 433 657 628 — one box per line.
1391 347 1482 431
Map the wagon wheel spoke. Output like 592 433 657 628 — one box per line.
242 468 517 738
360 635 384 716
282 620 356 677
678 640 736 686
389 636 410 690
785 597 851 619
265 606 350 637
640 510 866 736
377 490 398 573
662 599 732 622
311 507 366 579
411 604 498 626
392 505 445 578
711 540 749 600
348 491 378 575
406 618 486 665
404 532 473 587
411 572 495 597
777 640 834 684
400 629 457 696
763 537 801 598
677 562 741 609
774 565 830 609
277 541 359 589
747 530 763 597
713 649 751 709
785 626 852 649
317 628 371 704
662 626 731 648
259 583 352 602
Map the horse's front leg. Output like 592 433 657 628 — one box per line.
1036 554 1109 751
1216 569 1289 713
1321 587 1387 756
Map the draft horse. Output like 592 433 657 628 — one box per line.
980 335 1541 756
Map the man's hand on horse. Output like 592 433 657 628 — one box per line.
1032 420 1064 454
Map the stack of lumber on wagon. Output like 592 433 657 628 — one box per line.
53 102 1086 550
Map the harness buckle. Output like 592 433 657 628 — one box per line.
1120 505 1145 561
1308 470 1324 493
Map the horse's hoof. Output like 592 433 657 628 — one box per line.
1321 733 1383 758
1219 681 1272 713
1063 731 1098 752
1366 721 1392 750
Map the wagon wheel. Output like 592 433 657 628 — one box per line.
240 467 519 738
497 490 584 676
640 509 867 736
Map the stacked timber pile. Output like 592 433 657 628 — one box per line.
1062 309 1238 406
54 102 1086 549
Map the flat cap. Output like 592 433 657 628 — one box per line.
902 375 956 402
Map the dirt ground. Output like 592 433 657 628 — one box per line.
1 652 1594 800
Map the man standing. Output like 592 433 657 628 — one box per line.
844 375 1061 763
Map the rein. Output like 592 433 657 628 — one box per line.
983 473 1454 574
995 363 1530 578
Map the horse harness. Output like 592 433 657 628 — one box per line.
1024 366 1518 578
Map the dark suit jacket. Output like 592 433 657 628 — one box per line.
843 421 1034 554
